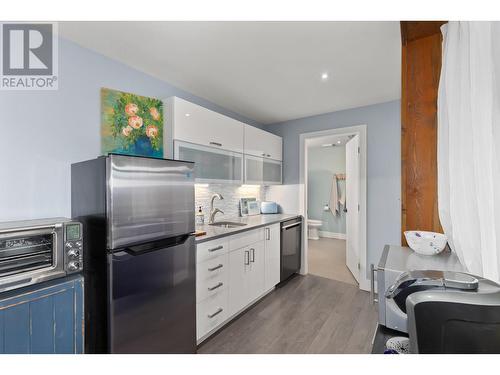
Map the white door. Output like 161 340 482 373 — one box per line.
228 246 251 317
248 241 266 302
345 135 360 282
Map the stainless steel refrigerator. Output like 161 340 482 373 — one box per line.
71 154 196 354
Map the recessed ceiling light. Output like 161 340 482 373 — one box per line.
185 113 191 117
337 140 341 144
321 72 329 81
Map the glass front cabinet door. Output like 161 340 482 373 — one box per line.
174 140 244 184
244 155 282 185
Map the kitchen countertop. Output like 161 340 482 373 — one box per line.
195 214 302 243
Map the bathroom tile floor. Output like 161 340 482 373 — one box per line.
308 238 357 285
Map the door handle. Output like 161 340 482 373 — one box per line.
250 248 255 263
370 264 378 304
208 282 223 291
122 234 191 256
207 307 223 319
244 250 250 265
265 227 270 240
209 141 222 147
282 222 301 230
208 264 223 272
208 245 224 253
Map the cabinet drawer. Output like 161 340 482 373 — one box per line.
197 238 229 264
197 253 228 284
229 228 264 251
197 255 228 303
196 289 228 340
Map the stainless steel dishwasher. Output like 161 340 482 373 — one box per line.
280 217 302 282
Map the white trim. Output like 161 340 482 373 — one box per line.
299 124 369 291
318 231 346 240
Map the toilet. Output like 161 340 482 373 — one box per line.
307 219 323 240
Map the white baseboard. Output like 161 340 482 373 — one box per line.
318 231 346 240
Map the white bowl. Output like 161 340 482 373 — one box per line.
404 231 448 256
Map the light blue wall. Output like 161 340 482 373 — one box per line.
0 37 262 222
308 146 346 234
265 100 401 270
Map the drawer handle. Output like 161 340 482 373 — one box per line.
265 227 270 240
244 250 250 265
208 282 223 291
261 153 266 157
209 141 222 147
208 245 224 253
208 263 223 272
267 154 271 158
250 248 255 263
207 307 223 319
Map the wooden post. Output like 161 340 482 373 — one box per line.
400 21 447 245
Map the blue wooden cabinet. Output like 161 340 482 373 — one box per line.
0 275 84 354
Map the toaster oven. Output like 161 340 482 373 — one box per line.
0 217 83 293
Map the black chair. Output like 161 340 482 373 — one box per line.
406 280 500 353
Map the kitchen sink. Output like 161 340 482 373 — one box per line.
209 221 247 228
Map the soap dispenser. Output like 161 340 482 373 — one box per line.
195 206 205 225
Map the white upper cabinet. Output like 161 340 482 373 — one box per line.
244 124 282 161
167 96 244 153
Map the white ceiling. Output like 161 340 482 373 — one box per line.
60 21 401 125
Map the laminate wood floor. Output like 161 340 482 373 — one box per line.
197 274 378 354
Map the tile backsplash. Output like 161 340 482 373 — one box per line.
194 184 266 220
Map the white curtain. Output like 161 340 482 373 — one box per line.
438 21 500 281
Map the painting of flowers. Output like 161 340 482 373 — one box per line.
101 88 164 158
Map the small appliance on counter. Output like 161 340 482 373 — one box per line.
72 154 196 354
260 201 278 214
0 218 84 293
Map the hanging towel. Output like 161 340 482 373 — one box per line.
339 178 346 207
329 174 340 216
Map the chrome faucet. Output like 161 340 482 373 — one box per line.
209 193 224 224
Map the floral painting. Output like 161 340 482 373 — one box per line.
101 88 164 158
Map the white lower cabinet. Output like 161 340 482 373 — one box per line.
248 241 266 302
228 245 253 316
228 240 265 317
196 226 282 342
264 224 281 291
197 288 229 340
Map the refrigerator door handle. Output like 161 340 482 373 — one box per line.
122 234 192 256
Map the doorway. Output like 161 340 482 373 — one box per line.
299 125 368 290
